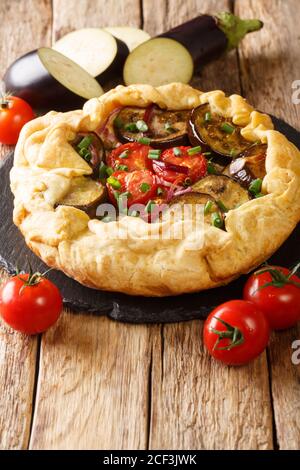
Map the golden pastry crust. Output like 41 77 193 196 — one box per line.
10 83 300 296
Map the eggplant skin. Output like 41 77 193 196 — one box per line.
57 177 106 218
97 38 129 86
192 175 250 210
188 104 252 158
114 106 190 149
227 143 267 188
159 15 227 71
3 50 86 112
169 191 222 225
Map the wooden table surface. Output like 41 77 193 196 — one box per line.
0 0 300 451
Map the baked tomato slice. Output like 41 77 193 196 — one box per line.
107 169 157 208
107 142 153 172
153 146 207 185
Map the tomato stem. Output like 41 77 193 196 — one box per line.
255 262 300 290
210 316 244 351
17 262 52 294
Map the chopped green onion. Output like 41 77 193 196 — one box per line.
124 122 138 132
203 152 212 156
249 178 263 196
77 135 93 149
114 116 123 129
204 200 213 215
255 192 264 199
78 147 91 162
113 190 120 201
157 187 163 196
230 148 238 157
140 182 150 193
164 122 176 133
106 166 114 176
173 147 182 156
145 200 156 213
138 136 151 145
207 161 217 175
217 200 229 213
107 176 122 190
205 112 212 122
211 212 224 229
99 162 108 179
221 122 235 134
116 164 128 171
188 146 202 156
148 149 161 160
119 150 129 159
136 120 148 132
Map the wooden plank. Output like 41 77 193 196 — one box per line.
52 0 141 40
30 0 157 450
30 312 157 450
236 0 300 449
0 0 52 450
146 0 273 450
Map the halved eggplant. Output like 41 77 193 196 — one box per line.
104 26 151 52
168 192 223 227
58 177 106 218
113 106 190 148
188 103 252 158
192 175 250 210
226 143 267 188
53 28 129 87
3 48 103 112
72 132 105 178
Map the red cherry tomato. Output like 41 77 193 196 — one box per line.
107 142 153 172
243 265 300 330
203 300 270 366
107 169 158 208
0 273 63 335
0 96 35 145
153 146 207 185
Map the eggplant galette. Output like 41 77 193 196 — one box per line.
10 84 300 296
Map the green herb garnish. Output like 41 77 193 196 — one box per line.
106 166 114 176
211 212 224 229
204 200 213 215
77 135 93 149
157 187 163 196
217 200 229 213
116 164 129 171
99 162 108 179
145 200 156 213
119 150 129 159
173 147 182 156
114 116 124 129
136 120 148 132
164 122 176 133
205 112 212 122
124 122 138 132
207 161 217 175
140 182 150 193
138 136 151 145
148 149 161 160
107 176 122 190
78 147 91 162
188 146 202 156
221 122 235 134
249 178 263 196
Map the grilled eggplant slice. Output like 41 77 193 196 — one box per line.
58 177 106 218
188 103 252 158
72 132 105 178
192 175 250 210
168 192 223 227
226 143 267 187
114 106 190 148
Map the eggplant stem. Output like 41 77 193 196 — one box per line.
216 12 263 50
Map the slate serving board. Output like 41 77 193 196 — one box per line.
0 115 299 323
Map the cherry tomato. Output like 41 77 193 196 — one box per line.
0 96 35 145
107 142 153 172
0 273 63 335
203 300 270 365
153 146 207 185
107 169 158 208
243 265 300 330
